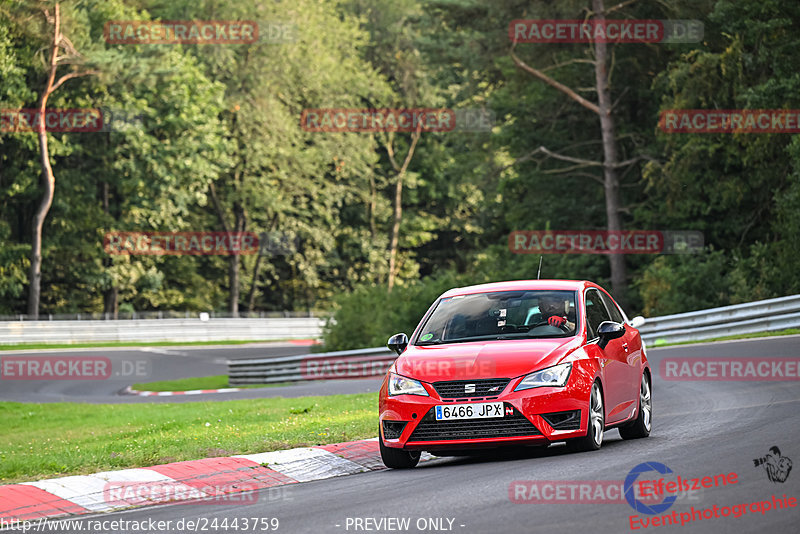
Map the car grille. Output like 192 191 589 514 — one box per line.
432 378 511 399
408 404 540 442
541 410 581 430
382 420 408 439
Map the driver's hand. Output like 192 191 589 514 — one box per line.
547 316 566 328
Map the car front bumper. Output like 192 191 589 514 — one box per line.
379 362 597 451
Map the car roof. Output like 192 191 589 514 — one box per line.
440 279 597 298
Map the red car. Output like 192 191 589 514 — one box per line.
378 280 651 468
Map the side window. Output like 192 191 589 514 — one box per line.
600 292 625 323
585 289 611 340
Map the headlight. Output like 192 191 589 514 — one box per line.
388 373 429 396
514 363 572 391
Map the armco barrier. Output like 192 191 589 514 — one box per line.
0 317 324 345
227 294 800 385
637 294 800 344
228 347 396 384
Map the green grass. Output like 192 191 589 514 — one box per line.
131 375 284 391
650 328 800 348
0 393 376 484
0 339 313 351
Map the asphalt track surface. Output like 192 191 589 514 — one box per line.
3 335 800 533
0 343 382 403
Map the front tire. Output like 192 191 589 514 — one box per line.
379 425 421 469
619 372 652 440
567 381 604 452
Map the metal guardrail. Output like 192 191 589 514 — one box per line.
228 347 396 384
0 317 325 345
227 294 800 385
637 294 800 344
0 310 322 322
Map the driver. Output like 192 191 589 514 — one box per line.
539 294 575 330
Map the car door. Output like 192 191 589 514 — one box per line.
600 290 642 411
584 288 630 424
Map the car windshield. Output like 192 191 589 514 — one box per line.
415 290 578 345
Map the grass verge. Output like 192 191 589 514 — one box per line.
649 328 800 348
0 393 376 484
130 375 285 391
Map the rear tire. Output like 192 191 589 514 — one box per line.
619 372 651 440
379 425 421 469
567 381 604 452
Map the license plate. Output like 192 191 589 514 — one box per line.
435 402 504 421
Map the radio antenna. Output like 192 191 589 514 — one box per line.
537 256 543 280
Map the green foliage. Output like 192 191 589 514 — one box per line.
322 272 473 351
635 250 731 317
1 0 799 320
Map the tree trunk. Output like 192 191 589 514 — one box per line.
27 4 61 319
385 129 422 291
228 203 246 317
387 176 403 291
102 181 118 318
103 287 118 318
368 174 377 239
246 247 264 313
28 133 55 319
229 254 240 316
208 180 247 317
592 0 628 305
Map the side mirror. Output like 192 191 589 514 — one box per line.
387 333 409 355
597 321 625 349
629 316 645 329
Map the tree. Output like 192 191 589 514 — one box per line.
345 0 444 290
509 0 640 303
25 2 97 318
643 0 800 302
145 0 395 313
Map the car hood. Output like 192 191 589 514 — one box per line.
394 337 581 382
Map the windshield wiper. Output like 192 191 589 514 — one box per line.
417 334 537 345
416 335 497 346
